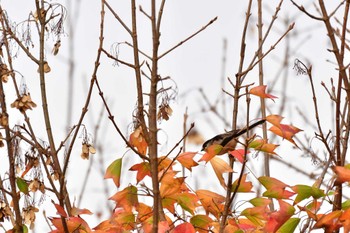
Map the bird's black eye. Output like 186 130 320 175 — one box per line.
201 141 209 151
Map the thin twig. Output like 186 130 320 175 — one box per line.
158 17 218 59
104 0 132 35
101 48 135 68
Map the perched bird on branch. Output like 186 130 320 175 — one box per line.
201 119 266 155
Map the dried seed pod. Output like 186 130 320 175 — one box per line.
52 40 61 55
11 93 37 113
0 64 10 83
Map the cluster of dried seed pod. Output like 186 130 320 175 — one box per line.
157 103 173 121
0 133 4 148
10 93 37 113
0 63 10 83
22 205 39 229
28 178 45 193
0 202 11 222
0 113 8 127
81 142 96 160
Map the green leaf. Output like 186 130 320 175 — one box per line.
16 177 29 194
291 185 325 204
276 218 300 233
190 215 212 230
23 224 29 233
176 193 199 215
104 158 122 188
250 197 271 207
342 199 350 210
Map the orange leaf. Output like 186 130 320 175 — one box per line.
160 177 185 198
269 125 302 147
266 114 284 127
332 165 350 184
340 208 350 233
162 197 177 214
199 144 223 162
142 217 170 233
231 173 253 193
71 206 92 216
71 206 93 216
129 126 148 155
158 156 174 172
136 203 153 223
298 200 321 220
93 209 135 232
176 193 200 215
50 216 92 233
109 186 139 212
210 156 234 188
177 152 199 171
196 190 225 219
314 211 342 231
129 162 151 183
249 85 277 100
66 217 92 233
172 223 196 233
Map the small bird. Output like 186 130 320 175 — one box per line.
201 119 266 155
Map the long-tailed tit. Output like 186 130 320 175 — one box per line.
201 119 266 155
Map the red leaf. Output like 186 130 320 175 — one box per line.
229 149 249 163
264 200 295 232
129 162 151 183
53 203 68 218
172 223 196 233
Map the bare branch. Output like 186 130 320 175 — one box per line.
158 16 218 59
